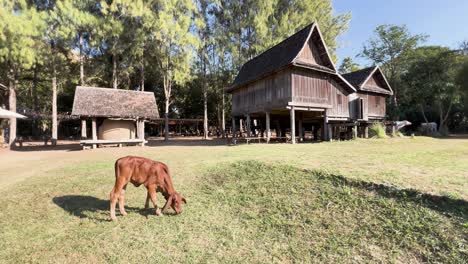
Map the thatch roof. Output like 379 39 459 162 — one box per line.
342 66 393 95
227 22 355 93
72 86 159 118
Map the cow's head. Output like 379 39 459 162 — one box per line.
162 192 187 214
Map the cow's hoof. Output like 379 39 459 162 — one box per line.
155 208 163 216
111 216 117 221
121 212 127 216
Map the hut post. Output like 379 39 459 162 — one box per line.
81 119 87 139
364 125 369 138
245 114 251 137
290 106 296 144
353 124 358 139
231 117 236 139
265 112 270 143
328 124 333 142
139 119 146 146
298 112 303 142
91 118 97 149
323 110 328 141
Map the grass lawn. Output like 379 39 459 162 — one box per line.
0 137 467 262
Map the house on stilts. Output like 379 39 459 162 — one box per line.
227 22 393 143
343 66 393 137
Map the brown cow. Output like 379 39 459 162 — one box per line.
110 156 186 220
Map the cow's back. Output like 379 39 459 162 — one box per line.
115 156 156 187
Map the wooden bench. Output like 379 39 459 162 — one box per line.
80 139 147 150
244 137 263 144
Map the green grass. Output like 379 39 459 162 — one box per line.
0 160 466 263
0 137 467 262
370 123 388 138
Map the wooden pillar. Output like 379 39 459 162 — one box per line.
140 120 146 146
91 118 97 149
392 124 396 136
265 112 271 143
290 106 296 144
328 124 333 142
245 114 251 137
353 125 358 139
313 125 318 141
323 110 328 141
239 119 244 137
364 126 369 139
231 117 236 139
298 113 303 142
81 119 87 139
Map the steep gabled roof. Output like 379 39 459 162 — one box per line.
72 86 159 118
342 66 393 95
228 22 350 92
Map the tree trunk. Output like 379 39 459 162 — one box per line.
79 31 85 85
32 63 38 113
420 104 429 123
203 86 208 139
51 48 58 146
140 58 145 91
52 71 58 146
163 75 171 142
32 63 39 139
438 100 453 136
221 92 225 138
112 54 117 89
164 98 170 141
8 69 16 148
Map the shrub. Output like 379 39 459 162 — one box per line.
370 123 387 138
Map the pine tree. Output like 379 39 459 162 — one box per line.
0 0 45 147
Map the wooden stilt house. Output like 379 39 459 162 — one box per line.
226 22 357 143
342 66 393 137
72 86 159 149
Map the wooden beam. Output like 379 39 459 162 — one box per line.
81 119 87 139
290 106 296 144
245 114 251 137
353 125 358 139
232 117 236 139
364 126 369 139
91 118 97 149
323 110 328 141
265 112 270 143
298 113 303 142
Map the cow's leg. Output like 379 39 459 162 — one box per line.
144 192 150 209
110 181 127 220
118 184 128 216
110 188 119 221
148 185 162 216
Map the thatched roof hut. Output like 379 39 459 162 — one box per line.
72 86 159 119
71 86 159 149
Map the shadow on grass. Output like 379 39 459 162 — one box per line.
52 195 174 222
319 172 468 222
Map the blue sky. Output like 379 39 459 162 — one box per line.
333 0 468 66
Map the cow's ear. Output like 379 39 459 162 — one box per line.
182 197 187 204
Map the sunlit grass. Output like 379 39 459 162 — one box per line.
0 160 466 263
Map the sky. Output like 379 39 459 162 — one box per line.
333 0 468 66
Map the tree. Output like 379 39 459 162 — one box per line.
360 25 427 119
195 0 215 139
338 57 360 74
403 46 463 135
57 0 98 86
152 0 199 141
0 1 44 147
